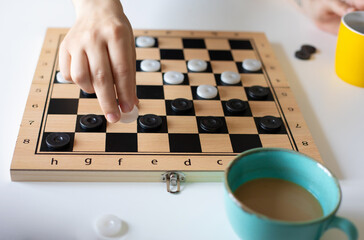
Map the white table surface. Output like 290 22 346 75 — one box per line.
0 0 363 239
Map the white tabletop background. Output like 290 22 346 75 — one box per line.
0 0 363 239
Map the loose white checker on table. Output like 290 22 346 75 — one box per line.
242 59 262 72
95 214 123 238
135 36 155 47
220 71 241 84
196 85 218 99
187 59 208 72
119 105 139 123
56 72 72 84
163 71 184 84
140 59 161 72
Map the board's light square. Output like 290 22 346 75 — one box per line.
188 73 216 86
183 49 209 60
136 72 163 85
218 86 247 101
205 38 230 50
231 50 257 62
210 61 238 73
163 85 192 100
52 84 80 99
158 37 183 49
138 133 169 152
167 116 198 133
161 60 187 73
199 134 233 152
225 117 258 134
136 48 160 60
260 134 292 149
138 99 166 115
249 101 279 117
73 133 105 151
45 114 77 132
194 100 224 116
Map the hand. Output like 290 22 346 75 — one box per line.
297 0 356 34
59 0 138 123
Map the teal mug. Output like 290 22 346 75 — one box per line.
224 148 358 240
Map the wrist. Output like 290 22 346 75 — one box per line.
72 0 124 19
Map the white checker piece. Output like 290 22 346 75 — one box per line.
140 59 161 72
56 72 72 84
119 105 139 123
197 85 218 99
136 36 155 48
220 71 241 84
163 71 184 84
242 59 262 72
95 214 123 238
187 59 208 72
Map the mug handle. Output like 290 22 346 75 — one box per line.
324 216 358 240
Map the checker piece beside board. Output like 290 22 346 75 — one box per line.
49 35 280 150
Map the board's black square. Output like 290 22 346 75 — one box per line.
165 100 195 116
208 50 233 61
229 134 262 153
182 38 206 48
196 117 228 134
135 37 158 48
221 101 252 116
254 117 287 134
214 74 242 86
229 40 253 50
163 73 189 85
137 86 164 99
75 115 107 132
136 60 161 72
187 61 213 73
236 62 263 74
40 132 75 152
106 133 138 152
137 116 168 133
169 134 202 152
191 86 220 100
160 49 184 60
245 87 274 101
48 99 79 114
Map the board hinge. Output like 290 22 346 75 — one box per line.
161 172 185 193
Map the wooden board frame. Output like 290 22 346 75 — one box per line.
10 28 322 182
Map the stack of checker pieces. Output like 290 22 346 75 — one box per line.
10 29 322 182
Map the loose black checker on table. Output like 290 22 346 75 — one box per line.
40 132 75 152
208 50 234 61
191 86 220 100
137 86 164 99
76 115 106 132
165 100 195 116
163 73 189 85
214 74 242 86
137 116 168 133
182 38 206 48
197 117 228 134
169 134 202 152
229 40 253 50
106 133 137 152
236 62 263 74
160 49 184 60
136 60 161 72
254 117 287 134
48 99 79 114
229 134 262 153
187 61 213 73
222 101 252 116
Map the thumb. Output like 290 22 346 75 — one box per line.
328 0 355 16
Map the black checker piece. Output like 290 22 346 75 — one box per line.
182 38 206 48
226 99 248 114
160 49 184 59
247 86 269 100
80 90 97 98
171 98 193 113
139 114 163 130
46 133 71 150
199 117 223 133
80 114 104 131
259 116 282 132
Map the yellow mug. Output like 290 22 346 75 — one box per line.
336 11 364 87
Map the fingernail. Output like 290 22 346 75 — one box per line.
120 102 133 113
107 113 120 123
